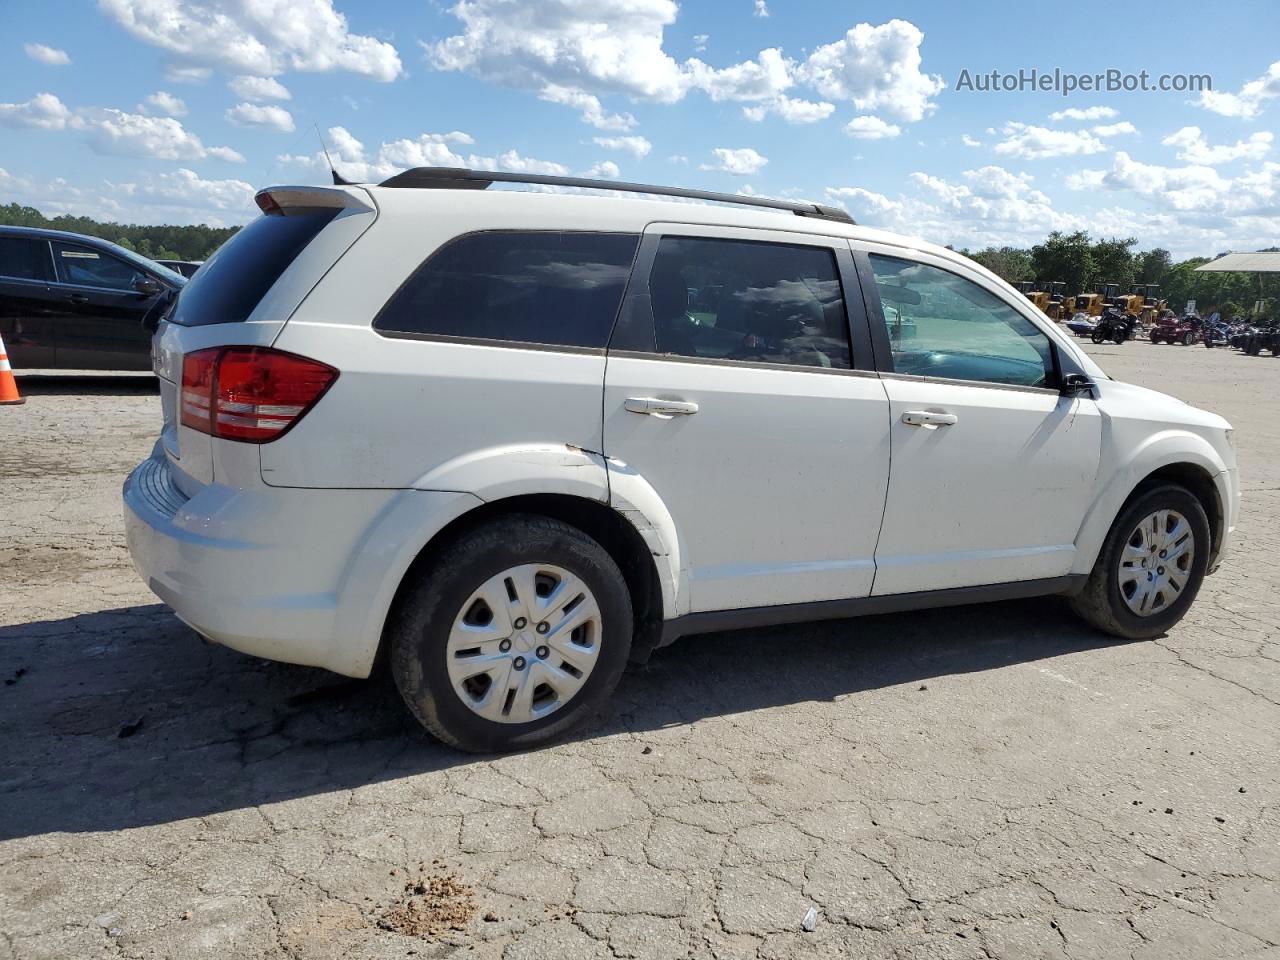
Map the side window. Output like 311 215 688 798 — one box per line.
52 242 140 291
647 236 850 369
869 255 1053 388
374 231 639 349
0 237 53 282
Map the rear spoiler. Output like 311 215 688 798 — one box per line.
254 186 374 216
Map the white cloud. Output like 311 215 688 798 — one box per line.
585 160 621 179
593 135 651 158
1066 151 1280 221
1161 126 1272 164
687 48 793 102
743 95 835 124
538 85 636 131
1049 105 1117 121
669 154 689 164
164 64 211 84
753 0 769 16
427 6 939 134
993 122 1107 159
799 20 944 122
1092 121 1136 138
428 0 688 103
140 91 187 117
228 75 292 102
280 126 575 183
225 102 296 133
1195 61 1280 118
76 107 245 162
692 34 708 52
136 167 256 212
700 147 767 175
24 43 71 66
844 115 901 139
961 134 981 147
0 92 73 130
98 0 402 81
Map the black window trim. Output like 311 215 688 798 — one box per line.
0 236 56 285
371 227 642 355
605 227 873 375
854 248 1068 394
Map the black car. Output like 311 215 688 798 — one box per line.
0 226 186 370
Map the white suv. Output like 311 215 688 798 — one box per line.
124 168 1239 752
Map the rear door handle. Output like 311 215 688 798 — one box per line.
901 410 958 428
67 293 89 304
624 397 699 418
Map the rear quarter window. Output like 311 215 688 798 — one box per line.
374 231 640 350
170 209 338 326
0 236 53 282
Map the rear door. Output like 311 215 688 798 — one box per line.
50 241 156 370
602 224 890 614
0 235 59 368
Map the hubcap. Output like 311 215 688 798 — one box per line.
1117 509 1195 617
445 563 602 724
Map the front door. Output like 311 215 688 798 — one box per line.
859 248 1102 595
603 225 891 614
50 240 157 370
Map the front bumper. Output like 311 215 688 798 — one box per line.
123 447 473 677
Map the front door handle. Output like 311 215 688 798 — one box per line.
901 409 958 428
67 293 89 304
624 397 699 418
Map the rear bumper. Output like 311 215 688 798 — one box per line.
123 446 476 677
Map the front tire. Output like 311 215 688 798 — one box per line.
389 514 633 752
1070 485 1210 640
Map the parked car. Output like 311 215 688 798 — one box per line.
155 259 203 278
0 226 185 370
123 169 1239 752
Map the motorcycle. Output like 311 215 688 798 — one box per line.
1201 317 1232 348
1091 307 1137 344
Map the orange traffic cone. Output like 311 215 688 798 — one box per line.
0 331 26 405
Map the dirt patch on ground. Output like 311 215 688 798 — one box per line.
378 868 477 939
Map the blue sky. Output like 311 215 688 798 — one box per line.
2 0 1278 257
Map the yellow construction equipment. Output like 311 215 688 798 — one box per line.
1129 284 1165 323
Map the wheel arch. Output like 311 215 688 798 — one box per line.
377 493 669 673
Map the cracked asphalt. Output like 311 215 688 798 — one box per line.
2 340 1278 960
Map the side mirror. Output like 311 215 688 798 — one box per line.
133 274 163 297
1061 372 1095 396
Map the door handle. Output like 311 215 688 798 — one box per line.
901 410 958 428
67 293 89 304
624 397 699 418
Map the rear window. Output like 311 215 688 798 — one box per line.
0 236 53 282
170 209 338 326
374 231 640 349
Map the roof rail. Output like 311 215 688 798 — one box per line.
376 167 855 225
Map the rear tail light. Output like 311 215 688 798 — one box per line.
180 346 338 443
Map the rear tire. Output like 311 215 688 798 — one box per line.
1182 331 1195 346
389 514 633 752
1070 485 1210 640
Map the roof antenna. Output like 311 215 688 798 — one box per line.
315 123 353 185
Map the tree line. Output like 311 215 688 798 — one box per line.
963 232 1278 317
0 203 238 262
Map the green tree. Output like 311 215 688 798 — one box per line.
965 246 1034 284
1031 231 1094 294
1091 236 1138 289
1137 248 1172 285
0 202 238 260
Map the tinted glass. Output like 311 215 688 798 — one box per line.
52 242 139 290
0 237 53 282
375 232 639 349
869 255 1053 388
647 236 850 369
170 209 338 326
